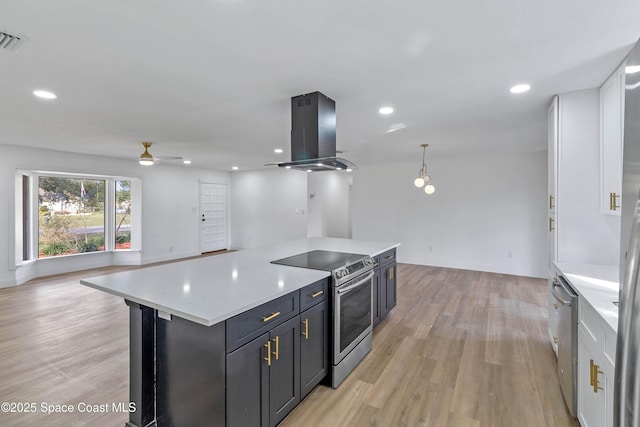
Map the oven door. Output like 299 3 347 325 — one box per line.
333 270 374 363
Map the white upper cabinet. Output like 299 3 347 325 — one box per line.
599 62 625 215
548 96 559 273
549 96 559 215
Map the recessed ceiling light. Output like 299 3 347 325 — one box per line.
346 168 353 172
33 90 57 99
285 165 292 169
183 160 191 165
510 84 531 94
306 169 312 173
232 166 239 170
336 167 343 171
626 65 640 74
274 148 283 154
378 106 394 115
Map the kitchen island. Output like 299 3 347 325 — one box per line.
81 237 399 427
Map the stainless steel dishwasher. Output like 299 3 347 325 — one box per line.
552 275 578 417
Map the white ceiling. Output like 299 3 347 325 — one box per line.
1 0 639 171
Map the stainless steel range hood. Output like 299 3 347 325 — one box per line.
275 91 356 171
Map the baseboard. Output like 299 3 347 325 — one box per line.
141 250 201 265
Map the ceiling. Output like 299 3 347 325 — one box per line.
1 0 639 171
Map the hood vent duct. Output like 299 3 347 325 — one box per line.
275 91 356 172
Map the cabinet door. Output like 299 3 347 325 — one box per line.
386 263 397 311
578 328 607 427
372 268 380 327
548 211 558 272
380 262 397 321
226 333 269 427
300 300 329 399
600 63 624 215
269 316 300 427
547 276 558 354
548 95 559 214
379 267 389 320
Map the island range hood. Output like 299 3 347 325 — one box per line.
275 91 356 172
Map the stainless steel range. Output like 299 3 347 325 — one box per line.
272 250 375 387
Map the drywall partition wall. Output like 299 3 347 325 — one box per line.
229 168 307 249
351 151 548 278
557 89 620 267
307 172 352 239
0 143 230 286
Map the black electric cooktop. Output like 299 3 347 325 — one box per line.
271 250 367 271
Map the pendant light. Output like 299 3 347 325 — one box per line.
414 144 435 195
139 142 155 166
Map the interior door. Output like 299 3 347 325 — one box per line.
200 182 227 253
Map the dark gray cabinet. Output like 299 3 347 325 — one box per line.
300 299 329 399
226 316 300 427
226 279 330 427
226 332 269 427
269 317 300 426
372 263 381 327
375 249 397 325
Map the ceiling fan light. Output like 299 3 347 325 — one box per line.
139 141 154 165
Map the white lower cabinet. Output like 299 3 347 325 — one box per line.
577 302 615 427
548 274 559 355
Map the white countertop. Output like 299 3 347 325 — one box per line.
81 237 399 326
554 262 619 333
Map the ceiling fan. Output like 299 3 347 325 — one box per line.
138 142 183 165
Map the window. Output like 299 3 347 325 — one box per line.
115 180 132 250
38 177 106 257
18 172 139 261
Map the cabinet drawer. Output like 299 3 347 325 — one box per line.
226 292 299 352
299 278 329 312
379 248 396 266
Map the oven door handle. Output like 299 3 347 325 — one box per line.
336 271 374 295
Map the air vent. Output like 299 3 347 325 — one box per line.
0 31 24 51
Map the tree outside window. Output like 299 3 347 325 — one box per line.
38 177 105 257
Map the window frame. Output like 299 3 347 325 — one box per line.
16 170 141 265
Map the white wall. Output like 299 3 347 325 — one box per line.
0 144 230 286
229 168 307 249
557 89 620 266
307 172 352 238
351 152 548 278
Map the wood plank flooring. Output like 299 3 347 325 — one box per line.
281 265 579 427
0 262 578 427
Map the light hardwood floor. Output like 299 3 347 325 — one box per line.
0 262 578 427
